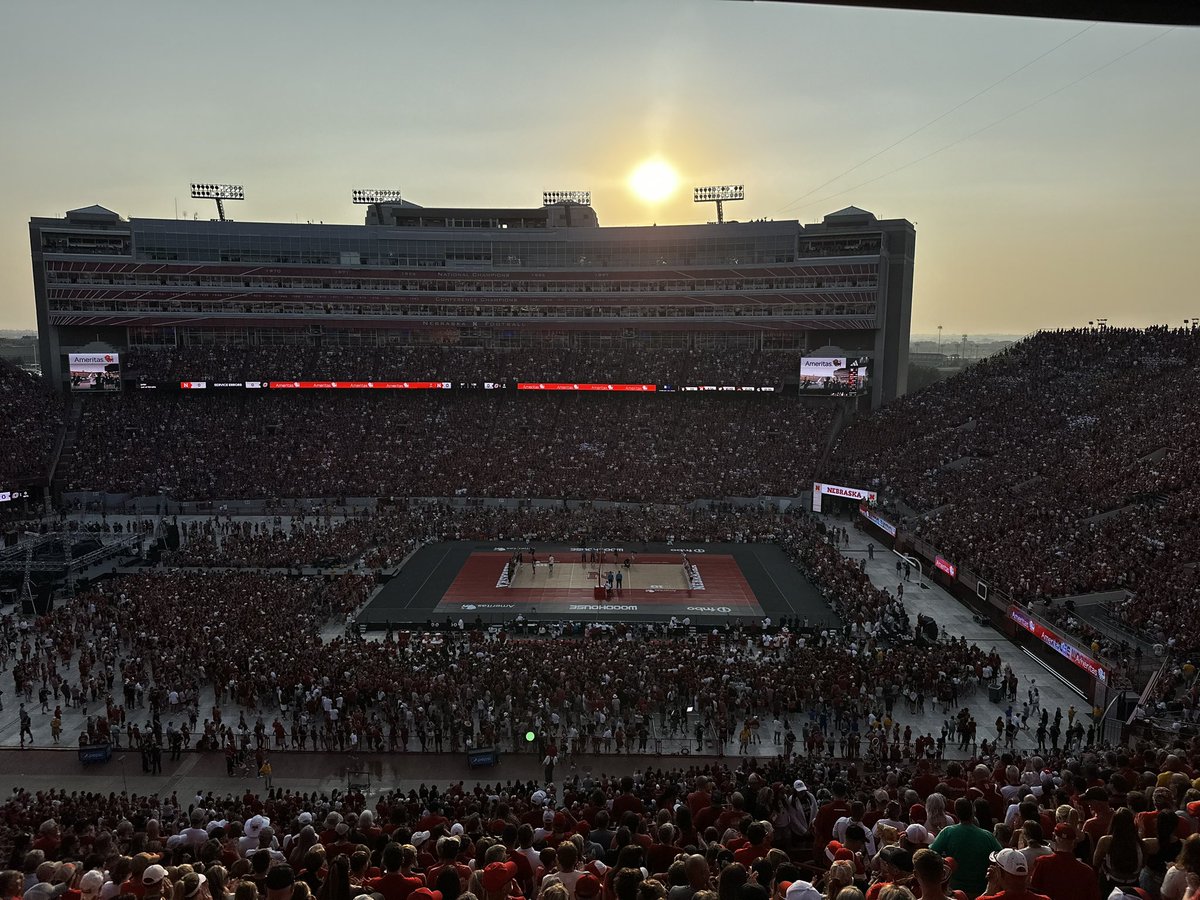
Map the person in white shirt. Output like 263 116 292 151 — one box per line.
834 802 877 856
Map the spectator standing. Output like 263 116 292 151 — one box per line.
930 799 1002 899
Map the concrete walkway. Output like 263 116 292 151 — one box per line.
823 511 1089 753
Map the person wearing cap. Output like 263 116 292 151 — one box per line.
782 881 821 900
1082 789 1114 855
78 870 105 900
140 866 169 900
121 854 163 898
1028 823 1099 900
178 872 209 900
977 848 1050 900
835 805 876 858
865 846 913 900
930 799 1002 899
481 862 520 900
901 824 932 855
575 874 602 900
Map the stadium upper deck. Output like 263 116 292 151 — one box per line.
30 199 914 405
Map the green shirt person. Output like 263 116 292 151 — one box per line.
930 797 1003 898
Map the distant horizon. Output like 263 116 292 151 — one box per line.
2 1 1197 333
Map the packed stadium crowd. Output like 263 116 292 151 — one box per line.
64 393 831 502
9 742 1200 900
164 503 792 571
0 358 62 485
824 327 1200 651
5 511 1014 762
121 346 802 387
5 327 1200 900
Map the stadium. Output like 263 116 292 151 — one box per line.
2 4 1200 899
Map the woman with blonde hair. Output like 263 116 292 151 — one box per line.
204 867 229 900
1162 831 1200 900
823 861 855 900
174 872 210 900
923 796 953 836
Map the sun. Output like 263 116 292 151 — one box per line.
629 159 679 203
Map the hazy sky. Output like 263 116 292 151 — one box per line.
1 0 1196 334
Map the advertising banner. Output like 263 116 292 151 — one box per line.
812 481 878 513
859 505 897 537
516 383 656 392
1008 605 1109 683
268 381 452 389
934 556 958 578
800 357 847 378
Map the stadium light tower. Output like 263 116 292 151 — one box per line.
190 183 244 222
352 189 404 205
693 184 744 224
542 190 591 206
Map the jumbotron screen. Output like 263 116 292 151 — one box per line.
798 356 869 395
67 353 121 392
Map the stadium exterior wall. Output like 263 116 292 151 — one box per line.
30 203 915 407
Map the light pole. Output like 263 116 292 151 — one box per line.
190 183 244 221
694 185 745 225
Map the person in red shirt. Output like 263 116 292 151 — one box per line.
647 824 686 874
426 837 471 893
943 764 970 801
612 778 646 822
1029 824 1100 900
913 763 940 801
481 861 523 900
31 821 61 856
687 780 713 818
371 843 425 900
1081 788 1114 856
972 765 1007 823
732 823 770 867
694 795 727 835
813 783 853 849
977 849 1051 900
417 805 451 834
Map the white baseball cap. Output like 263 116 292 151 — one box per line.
990 848 1029 876
784 881 822 900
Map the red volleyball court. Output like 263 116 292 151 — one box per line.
435 551 763 618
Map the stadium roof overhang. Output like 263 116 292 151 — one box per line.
772 0 1198 25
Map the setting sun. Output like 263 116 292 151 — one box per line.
629 159 679 203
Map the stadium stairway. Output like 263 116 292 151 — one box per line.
813 402 851 481
48 396 82 497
